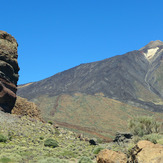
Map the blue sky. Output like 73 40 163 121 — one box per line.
1 0 163 84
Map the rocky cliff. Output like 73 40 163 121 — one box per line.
0 31 19 113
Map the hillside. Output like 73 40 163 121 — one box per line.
33 93 163 138
17 40 163 138
0 111 99 162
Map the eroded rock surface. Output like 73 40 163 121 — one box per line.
0 31 19 112
12 96 43 121
96 149 127 163
129 140 163 163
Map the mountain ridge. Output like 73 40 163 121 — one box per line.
18 40 163 112
17 40 163 138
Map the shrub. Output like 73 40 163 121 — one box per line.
128 116 161 137
93 147 104 154
40 136 44 140
0 134 7 143
48 121 53 125
44 138 58 148
0 157 12 163
78 156 93 163
142 133 162 144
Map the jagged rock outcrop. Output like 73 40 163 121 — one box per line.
12 96 43 121
0 31 19 113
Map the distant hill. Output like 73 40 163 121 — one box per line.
17 40 163 138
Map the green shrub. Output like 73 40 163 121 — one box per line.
40 136 44 140
44 138 58 148
48 121 53 125
78 156 93 163
0 134 7 143
142 133 162 144
0 157 12 163
128 116 161 137
93 147 104 154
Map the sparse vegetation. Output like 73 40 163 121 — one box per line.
78 156 93 163
0 113 98 162
127 116 163 145
38 157 69 163
128 116 161 137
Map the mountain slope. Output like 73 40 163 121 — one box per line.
18 40 163 112
17 41 163 138
32 93 163 138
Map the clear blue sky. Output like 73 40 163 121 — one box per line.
1 0 163 84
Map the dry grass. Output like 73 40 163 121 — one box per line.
34 93 163 139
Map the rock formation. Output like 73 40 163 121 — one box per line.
96 149 127 163
0 31 19 113
12 96 43 121
129 140 163 163
97 140 163 163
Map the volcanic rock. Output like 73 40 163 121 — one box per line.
96 149 127 163
0 31 19 113
113 132 133 144
129 140 163 163
12 96 43 121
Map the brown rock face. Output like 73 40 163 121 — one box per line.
0 31 19 113
96 149 127 163
129 140 163 163
12 96 43 121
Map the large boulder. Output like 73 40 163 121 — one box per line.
96 149 127 163
0 31 19 113
12 96 43 121
129 140 163 163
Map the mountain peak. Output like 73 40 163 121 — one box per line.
139 40 163 60
139 40 163 51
